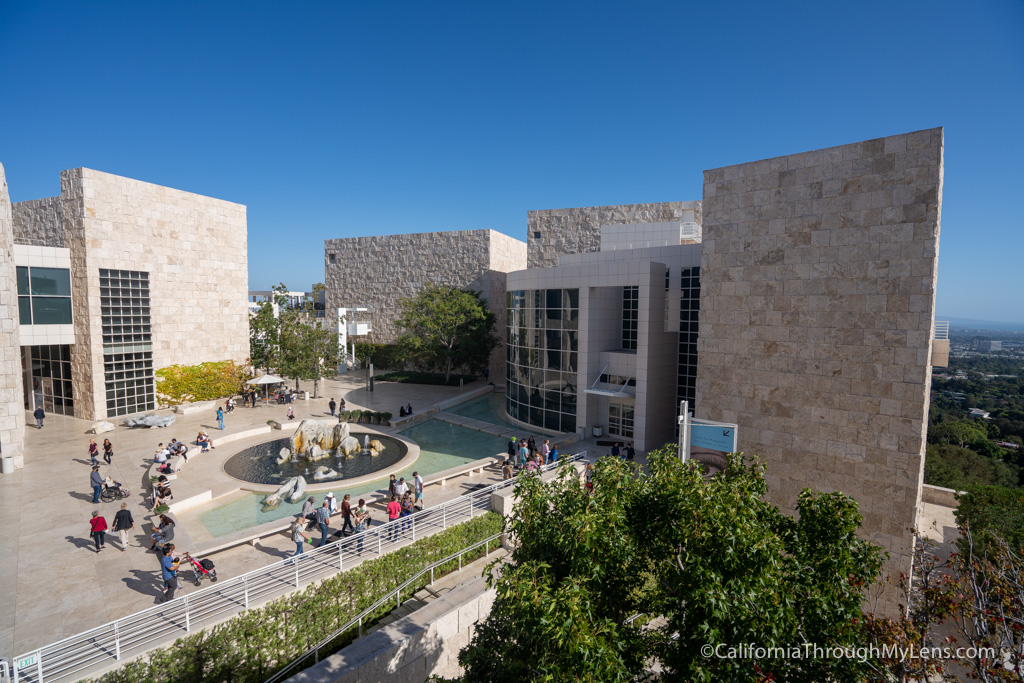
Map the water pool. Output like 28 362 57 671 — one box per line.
197 419 510 538
445 392 518 428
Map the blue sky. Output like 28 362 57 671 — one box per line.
2 1 1022 322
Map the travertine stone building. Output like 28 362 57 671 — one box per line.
324 230 526 379
0 167 249 457
527 201 701 268
695 128 943 608
0 164 27 468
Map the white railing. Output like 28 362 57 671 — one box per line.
265 532 504 683
11 453 585 683
934 320 949 340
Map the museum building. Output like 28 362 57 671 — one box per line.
0 165 249 469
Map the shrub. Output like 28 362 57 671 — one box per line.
86 513 503 682
339 410 350 422
955 484 1024 554
374 370 476 386
381 412 392 426
348 409 362 424
155 361 250 406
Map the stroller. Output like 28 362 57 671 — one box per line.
181 552 218 586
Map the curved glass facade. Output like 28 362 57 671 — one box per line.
506 288 579 433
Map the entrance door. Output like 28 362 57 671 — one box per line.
608 402 634 439
39 377 55 413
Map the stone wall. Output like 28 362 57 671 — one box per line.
695 129 943 613
324 230 526 378
527 201 701 268
0 164 26 468
12 195 66 247
58 168 249 419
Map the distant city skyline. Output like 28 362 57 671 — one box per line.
1 1 1021 322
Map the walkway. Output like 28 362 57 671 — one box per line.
0 375 494 660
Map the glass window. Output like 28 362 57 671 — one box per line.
30 267 71 296
16 266 29 295
32 297 73 324
19 297 32 324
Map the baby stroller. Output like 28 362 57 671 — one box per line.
181 552 218 586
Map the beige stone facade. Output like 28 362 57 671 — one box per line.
325 230 526 378
695 129 943 611
527 201 701 268
11 168 249 421
0 164 26 467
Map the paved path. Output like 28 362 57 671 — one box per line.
0 375 496 660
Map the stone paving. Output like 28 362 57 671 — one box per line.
0 374 539 660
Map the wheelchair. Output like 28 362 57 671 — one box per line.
100 483 130 503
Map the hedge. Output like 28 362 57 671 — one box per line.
155 360 249 406
87 512 503 683
353 342 406 371
374 370 478 386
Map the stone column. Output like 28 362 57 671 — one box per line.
0 163 26 468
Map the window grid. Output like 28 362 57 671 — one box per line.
506 288 579 434
24 344 75 416
100 269 156 417
622 286 638 350
677 267 701 417
16 265 73 325
608 402 634 438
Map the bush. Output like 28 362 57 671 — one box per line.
924 443 1020 490
339 410 350 422
348 409 362 424
374 370 476 386
87 512 503 682
955 484 1024 555
353 343 406 371
155 361 249 406
381 412 392 426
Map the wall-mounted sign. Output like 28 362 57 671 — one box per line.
690 424 736 453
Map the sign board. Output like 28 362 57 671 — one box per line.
16 654 36 670
690 424 736 453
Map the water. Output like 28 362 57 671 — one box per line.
445 392 518 428
222 434 407 485
197 419 509 537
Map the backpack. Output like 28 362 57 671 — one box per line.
200 558 215 570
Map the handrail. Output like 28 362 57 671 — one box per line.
264 532 504 683
11 452 586 683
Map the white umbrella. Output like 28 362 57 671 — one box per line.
246 374 287 404
247 374 286 385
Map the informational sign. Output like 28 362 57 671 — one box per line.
690 424 736 453
17 653 37 670
677 401 738 462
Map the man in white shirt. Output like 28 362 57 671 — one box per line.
395 478 410 498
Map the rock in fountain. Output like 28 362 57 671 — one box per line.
276 448 292 465
313 465 338 481
307 444 332 462
290 419 351 456
262 475 308 508
338 436 361 456
369 439 386 456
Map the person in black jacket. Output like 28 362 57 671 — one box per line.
33 404 45 429
112 503 135 552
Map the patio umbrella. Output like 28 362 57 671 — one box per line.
246 374 286 403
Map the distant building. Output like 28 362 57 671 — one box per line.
968 408 991 419
977 340 1002 353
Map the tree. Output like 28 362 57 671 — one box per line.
445 448 887 682
393 285 496 383
277 283 339 397
249 295 281 374
935 420 988 449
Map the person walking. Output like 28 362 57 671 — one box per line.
413 472 424 509
329 398 336 417
315 500 331 547
102 438 114 465
216 406 225 431
33 404 45 429
340 494 354 535
160 547 179 602
611 442 621 459
111 502 134 551
388 474 397 499
88 510 108 552
291 515 310 557
386 495 402 542
626 443 636 462
90 465 104 503
88 439 99 466
353 500 369 555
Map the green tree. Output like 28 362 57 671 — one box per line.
934 420 987 449
393 285 496 383
277 283 339 397
249 293 282 374
446 449 887 682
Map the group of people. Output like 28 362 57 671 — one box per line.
88 438 115 466
327 397 346 416
87 503 135 552
292 492 372 556
505 435 558 472
397 403 413 417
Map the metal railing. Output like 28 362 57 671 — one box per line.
12 453 585 683
265 532 504 683
934 320 949 340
